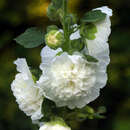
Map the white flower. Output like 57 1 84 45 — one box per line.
38 46 107 109
11 58 43 120
39 122 71 130
70 6 112 67
85 6 112 66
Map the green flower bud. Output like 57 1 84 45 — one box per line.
45 30 64 49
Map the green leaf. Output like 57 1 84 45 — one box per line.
81 10 106 23
80 23 97 40
14 27 44 48
84 54 98 62
70 38 84 52
85 23 97 40
47 25 59 33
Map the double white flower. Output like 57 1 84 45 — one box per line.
37 6 112 109
11 58 43 120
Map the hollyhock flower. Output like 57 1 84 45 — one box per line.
37 6 112 109
39 121 71 130
37 46 107 109
70 6 112 67
11 58 43 120
85 6 112 66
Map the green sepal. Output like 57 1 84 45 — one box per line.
47 25 59 33
14 27 44 48
81 10 106 23
30 68 42 81
84 54 98 63
80 23 97 40
56 51 63 56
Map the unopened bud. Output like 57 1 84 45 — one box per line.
45 30 64 49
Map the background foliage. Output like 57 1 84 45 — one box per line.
0 0 130 130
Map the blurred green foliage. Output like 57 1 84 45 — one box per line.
0 0 130 130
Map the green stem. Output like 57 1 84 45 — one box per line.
63 0 67 39
62 0 70 51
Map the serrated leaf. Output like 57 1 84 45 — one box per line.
84 54 98 62
15 27 44 48
81 10 106 23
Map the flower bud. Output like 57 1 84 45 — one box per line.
45 30 64 49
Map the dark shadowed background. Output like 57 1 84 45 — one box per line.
0 0 130 130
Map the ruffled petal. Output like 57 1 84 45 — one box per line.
41 46 62 64
38 53 107 109
11 58 43 120
70 30 81 40
86 6 112 66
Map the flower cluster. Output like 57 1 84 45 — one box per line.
11 1 112 129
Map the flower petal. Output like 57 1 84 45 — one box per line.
41 46 62 64
11 58 43 120
86 6 112 66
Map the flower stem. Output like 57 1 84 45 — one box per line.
62 0 70 51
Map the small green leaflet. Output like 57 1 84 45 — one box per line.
14 27 44 48
84 54 98 63
85 23 97 40
70 38 84 52
81 10 106 23
80 23 97 40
